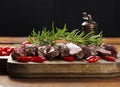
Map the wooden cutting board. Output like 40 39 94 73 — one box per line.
7 55 120 77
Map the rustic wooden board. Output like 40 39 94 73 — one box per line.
6 54 120 77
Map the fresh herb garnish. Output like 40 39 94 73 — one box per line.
28 23 103 46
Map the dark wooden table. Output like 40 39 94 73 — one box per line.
0 37 120 87
0 75 120 87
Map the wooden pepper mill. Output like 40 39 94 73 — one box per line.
81 12 98 35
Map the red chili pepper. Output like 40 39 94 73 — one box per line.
86 56 101 63
30 56 46 62
17 56 46 63
17 56 31 62
22 41 31 45
63 56 74 62
105 56 116 62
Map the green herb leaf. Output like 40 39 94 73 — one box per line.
28 23 103 46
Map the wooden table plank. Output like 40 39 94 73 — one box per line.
0 75 119 87
0 37 28 44
103 37 120 44
0 37 119 44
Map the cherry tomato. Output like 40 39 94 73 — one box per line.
0 46 14 56
3 46 10 52
7 47 14 53
0 48 3 55
86 56 101 63
105 56 116 62
2 51 10 56
63 56 74 62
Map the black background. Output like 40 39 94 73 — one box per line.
0 0 119 37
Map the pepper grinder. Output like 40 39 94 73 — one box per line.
81 12 98 35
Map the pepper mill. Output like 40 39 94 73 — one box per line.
81 12 98 35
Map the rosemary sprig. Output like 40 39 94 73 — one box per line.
28 23 103 46
53 23 67 40
28 29 40 44
87 31 103 45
